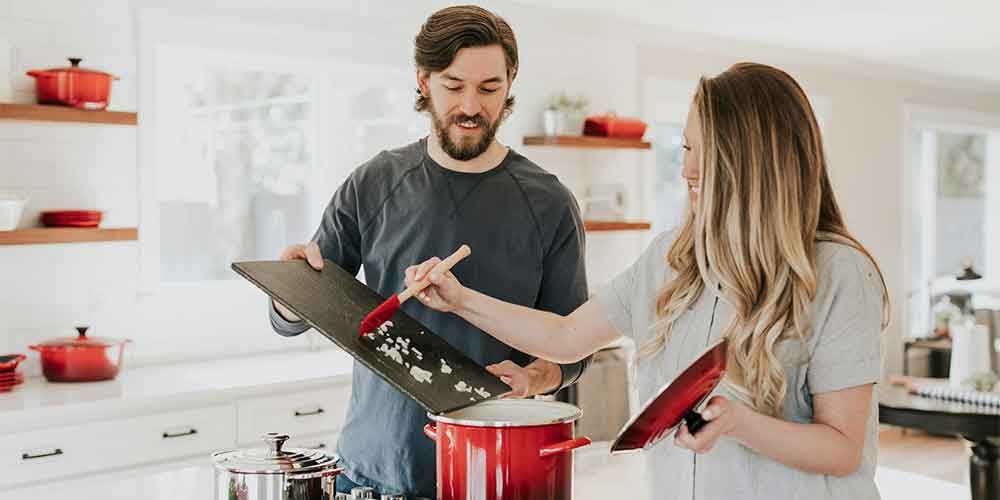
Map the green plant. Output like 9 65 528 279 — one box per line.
549 92 587 112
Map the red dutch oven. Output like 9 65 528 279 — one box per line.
423 399 592 500
26 58 118 110
29 327 131 382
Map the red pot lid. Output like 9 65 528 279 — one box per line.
34 58 115 78
610 338 728 454
32 327 126 349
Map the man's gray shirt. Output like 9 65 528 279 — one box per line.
269 138 589 497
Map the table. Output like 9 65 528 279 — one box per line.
880 384 1000 500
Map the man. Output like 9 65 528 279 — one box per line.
269 5 589 498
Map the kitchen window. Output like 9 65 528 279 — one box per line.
144 45 427 287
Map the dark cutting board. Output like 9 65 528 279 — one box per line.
232 259 509 415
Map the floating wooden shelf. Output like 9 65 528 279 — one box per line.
584 220 651 232
0 227 138 245
523 135 650 150
0 103 137 125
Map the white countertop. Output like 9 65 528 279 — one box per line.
0 348 355 434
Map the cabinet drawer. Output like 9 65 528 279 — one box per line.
0 404 235 488
237 385 350 445
285 432 341 456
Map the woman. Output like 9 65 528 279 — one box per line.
407 63 889 499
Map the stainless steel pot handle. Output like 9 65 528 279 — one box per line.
162 428 198 439
22 448 63 461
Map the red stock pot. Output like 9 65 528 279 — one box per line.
29 327 131 382
423 399 592 500
26 58 118 110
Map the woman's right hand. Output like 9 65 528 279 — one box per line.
405 257 468 313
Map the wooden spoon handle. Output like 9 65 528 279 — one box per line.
398 245 471 303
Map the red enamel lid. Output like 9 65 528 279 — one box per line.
610 338 728 454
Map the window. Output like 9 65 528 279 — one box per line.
148 46 427 286
907 118 1000 336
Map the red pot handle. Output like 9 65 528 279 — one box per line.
539 436 592 459
423 423 438 441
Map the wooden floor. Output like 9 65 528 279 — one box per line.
878 426 967 485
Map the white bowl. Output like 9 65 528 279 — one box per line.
0 196 27 231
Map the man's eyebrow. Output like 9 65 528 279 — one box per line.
441 73 505 85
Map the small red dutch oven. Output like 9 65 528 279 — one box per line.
29 327 131 382
26 58 118 110
423 399 591 500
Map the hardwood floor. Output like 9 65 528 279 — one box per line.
878 426 967 485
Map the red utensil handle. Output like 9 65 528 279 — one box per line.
423 423 438 441
538 436 591 458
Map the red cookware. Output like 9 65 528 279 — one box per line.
583 113 648 140
29 327 131 382
41 210 103 228
26 58 118 110
0 353 26 372
424 399 591 500
611 338 728 454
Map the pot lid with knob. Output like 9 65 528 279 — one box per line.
211 432 339 475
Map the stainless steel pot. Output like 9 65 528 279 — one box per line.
212 432 342 500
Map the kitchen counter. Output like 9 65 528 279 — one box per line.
0 348 354 434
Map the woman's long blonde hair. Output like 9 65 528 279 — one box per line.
641 63 890 416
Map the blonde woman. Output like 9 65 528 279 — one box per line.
405 62 889 499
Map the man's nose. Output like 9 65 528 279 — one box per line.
460 90 482 117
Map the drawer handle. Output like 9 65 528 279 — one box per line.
22 448 64 461
162 428 198 439
294 408 325 417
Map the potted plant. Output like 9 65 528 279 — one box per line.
542 93 588 136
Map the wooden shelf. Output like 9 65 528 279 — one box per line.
0 227 138 246
523 135 650 150
0 103 137 125
584 220 651 232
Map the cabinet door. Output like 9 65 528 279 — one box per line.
0 404 235 488
237 384 351 445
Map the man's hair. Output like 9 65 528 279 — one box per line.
413 5 517 113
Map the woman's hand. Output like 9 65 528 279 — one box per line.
404 257 468 313
673 395 748 454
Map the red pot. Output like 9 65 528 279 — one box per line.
26 58 118 110
29 327 131 382
423 400 592 500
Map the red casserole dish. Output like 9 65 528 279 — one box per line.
29 327 131 382
611 338 728 454
583 113 648 140
41 210 102 228
26 58 118 110
0 353 26 372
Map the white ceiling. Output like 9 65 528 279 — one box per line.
513 0 1000 84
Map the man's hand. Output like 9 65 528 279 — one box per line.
487 359 562 398
274 242 324 322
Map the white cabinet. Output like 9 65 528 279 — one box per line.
0 405 235 489
236 384 351 445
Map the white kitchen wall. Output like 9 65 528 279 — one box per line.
2 0 999 378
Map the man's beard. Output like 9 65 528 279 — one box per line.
429 100 501 162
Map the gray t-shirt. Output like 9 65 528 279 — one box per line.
595 230 884 500
269 138 589 497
